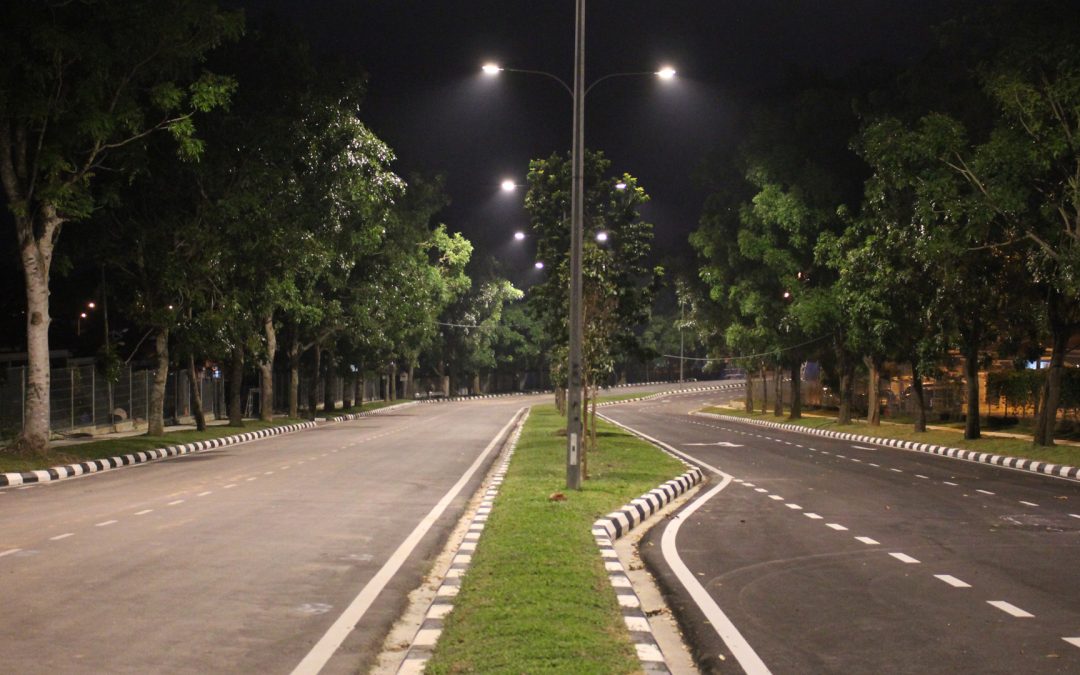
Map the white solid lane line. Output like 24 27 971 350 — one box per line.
889 552 920 564
49 533 74 541
599 415 772 675
854 537 879 545
934 575 971 588
987 601 1034 618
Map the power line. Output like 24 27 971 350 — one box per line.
662 334 831 363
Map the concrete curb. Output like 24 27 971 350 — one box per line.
396 409 528 674
0 400 418 489
592 467 704 675
696 411 1080 483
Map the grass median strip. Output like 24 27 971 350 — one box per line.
706 406 1080 467
425 404 685 674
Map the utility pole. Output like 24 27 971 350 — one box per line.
566 0 585 490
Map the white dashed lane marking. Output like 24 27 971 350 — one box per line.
167 500 184 506
987 601 1034 618
889 552 920 564
915 474 929 479
1071 514 1080 519
0 548 22 557
198 491 212 497
935 574 971 588
943 481 958 486
855 536 879 545
785 503 802 510
852 445 875 450
768 495 784 501
826 523 848 531
95 520 118 527
804 513 823 520
224 484 237 489
976 489 995 495
1019 501 1038 507
890 468 903 473
755 488 768 493
1063 638 1080 649
868 463 880 467
49 533 74 541
134 509 153 516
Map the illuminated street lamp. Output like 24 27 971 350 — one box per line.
500 178 517 192
534 261 545 270
595 231 609 243
483 9 675 490
514 231 527 241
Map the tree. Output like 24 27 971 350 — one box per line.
0 0 241 454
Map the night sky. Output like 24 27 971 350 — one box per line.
238 0 959 285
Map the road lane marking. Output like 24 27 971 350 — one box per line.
0 548 22 557
167 500 184 506
743 482 755 487
804 513 823 520
95 520 118 527
1063 638 1080 649
890 468 903 473
755 488 767 493
976 489 995 495
852 445 875 450
915 474 929 479
224 484 237 489
50 533 74 541
135 509 153 516
292 407 529 675
1071 514 1080 519
768 495 784 501
198 491 212 497
889 552 920 564
785 503 802 510
599 414 772 675
1019 501 1038 507
836 454 847 459
826 523 848 531
868 463 880 467
851 458 862 463
943 481 958 486
987 601 1033 618
265 471 274 475
855 537 879 545
935 574 971 588
246 477 257 482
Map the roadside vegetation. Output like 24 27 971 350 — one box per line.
706 404 1080 468
425 404 685 673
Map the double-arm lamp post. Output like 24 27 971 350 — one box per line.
484 0 674 490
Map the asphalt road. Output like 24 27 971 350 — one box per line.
602 389 1080 674
0 398 533 674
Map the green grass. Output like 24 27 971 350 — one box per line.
425 404 686 674
0 417 313 474
330 398 400 415
596 393 652 404
706 405 1080 467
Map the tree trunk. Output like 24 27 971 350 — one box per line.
472 372 481 396
187 355 206 431
744 375 753 412
288 342 300 419
13 210 61 456
1034 320 1069 446
228 344 244 426
865 355 881 427
963 343 981 440
147 328 170 436
407 363 416 399
323 352 336 412
307 344 321 417
760 365 768 415
789 361 802 419
838 360 855 425
911 367 927 433
342 371 354 409
773 366 783 417
259 314 276 422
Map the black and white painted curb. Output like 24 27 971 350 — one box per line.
414 391 548 404
592 467 704 675
0 421 316 488
596 381 744 408
0 400 418 489
396 410 527 675
696 411 1080 483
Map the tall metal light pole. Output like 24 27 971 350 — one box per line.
565 0 587 490
482 10 675 490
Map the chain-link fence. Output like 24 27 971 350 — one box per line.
1 364 227 440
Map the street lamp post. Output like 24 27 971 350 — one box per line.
484 2 674 489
